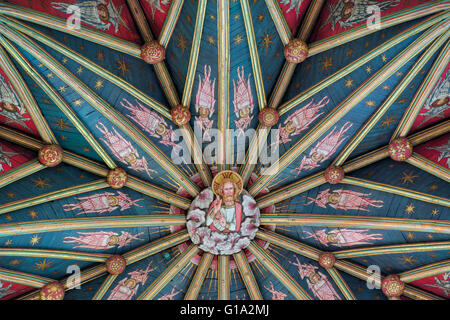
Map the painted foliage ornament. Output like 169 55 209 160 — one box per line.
171 105 191 126
284 38 309 64
38 144 63 167
107 168 128 189
388 137 413 161
258 108 279 127
141 40 165 64
381 275 405 297
318 252 336 269
106 255 127 275
40 281 65 300
324 165 344 184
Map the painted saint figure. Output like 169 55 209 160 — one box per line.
108 262 156 300
143 0 170 21
51 0 131 33
96 122 156 178
62 191 144 215
417 69 449 127
280 0 305 20
0 281 21 299
195 65 216 141
426 136 450 168
424 272 450 297
158 287 183 300
302 228 384 247
305 188 384 212
0 145 21 173
263 281 288 300
0 74 30 130
290 257 341 300
320 0 401 31
233 66 254 136
291 121 353 175
121 98 178 150
206 172 243 233
269 96 329 149
63 231 144 250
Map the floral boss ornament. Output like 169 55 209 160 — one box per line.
186 170 260 255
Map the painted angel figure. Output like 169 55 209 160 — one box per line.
0 74 30 130
0 145 21 173
302 228 384 247
233 66 254 136
96 122 157 178
0 281 19 299
304 188 384 212
51 0 131 33
195 65 216 141
290 257 341 300
108 262 156 300
143 0 170 21
424 272 450 297
62 191 144 215
121 98 179 150
269 96 329 149
263 281 288 300
158 287 183 300
426 136 450 168
416 69 449 126
280 0 305 20
291 121 353 175
63 231 144 250
320 0 401 31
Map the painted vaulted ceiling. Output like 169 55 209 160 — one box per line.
0 0 448 301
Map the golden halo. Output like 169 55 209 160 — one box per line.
212 170 243 197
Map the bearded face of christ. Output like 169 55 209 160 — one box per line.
220 180 236 203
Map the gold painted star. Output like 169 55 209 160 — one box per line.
381 54 387 62
320 56 333 73
259 32 274 50
428 253 437 258
38 63 44 68
6 192 15 198
34 258 53 272
397 98 408 104
209 14 215 20
234 14 240 20
406 232 414 240
431 208 439 216
400 171 418 185
76 66 83 74
58 86 67 93
257 13 264 22
429 184 438 191
62 57 68 64
5 215 12 221
396 72 403 77
207 35 216 46
345 78 354 88
399 255 416 265
60 135 67 141
29 210 39 219
54 117 71 130
94 79 104 90
175 33 188 54
233 34 244 45
346 47 353 57
97 51 105 61
84 147 90 152
30 235 41 246
32 177 51 190
365 100 376 108
10 259 20 266
405 203 415 214
364 40 369 49
73 99 83 107
4 239 12 246
365 66 372 74
427 234 433 239
382 85 390 91
47 72 54 78
379 114 398 128
116 56 130 78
